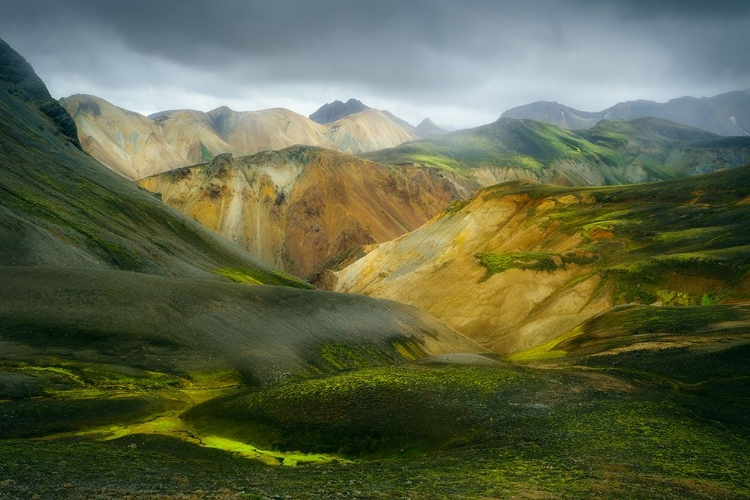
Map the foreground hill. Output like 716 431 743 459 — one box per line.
365 116 750 187
336 165 750 353
501 89 750 136
4 301 748 498
61 94 419 179
139 147 471 279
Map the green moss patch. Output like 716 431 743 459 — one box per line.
214 267 314 289
183 364 534 458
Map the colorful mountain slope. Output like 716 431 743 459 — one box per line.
336 165 750 353
138 147 472 279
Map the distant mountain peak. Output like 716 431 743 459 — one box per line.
309 98 371 124
501 90 750 136
416 118 447 137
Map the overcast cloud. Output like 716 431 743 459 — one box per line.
2 0 749 129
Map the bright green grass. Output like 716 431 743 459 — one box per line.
214 267 314 289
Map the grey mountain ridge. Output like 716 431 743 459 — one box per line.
501 90 750 136
309 98 371 124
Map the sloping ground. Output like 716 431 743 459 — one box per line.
511 302 750 442
365 116 750 187
24 302 740 498
336 165 750 353
2 303 749 497
501 89 750 136
61 94 419 179
0 266 481 389
138 147 472 279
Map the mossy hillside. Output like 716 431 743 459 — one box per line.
474 165 750 303
214 267 314 289
580 117 718 160
364 116 750 186
365 117 624 176
183 365 538 457
513 303 750 438
1 267 473 387
181 358 750 496
3 335 750 496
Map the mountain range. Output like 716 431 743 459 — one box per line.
366 115 750 187
501 90 750 136
132 111 750 281
61 94 421 179
3 35 750 498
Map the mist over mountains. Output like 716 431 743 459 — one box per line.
502 90 750 136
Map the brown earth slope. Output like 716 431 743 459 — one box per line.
139 147 473 279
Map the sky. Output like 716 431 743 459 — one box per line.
2 0 749 130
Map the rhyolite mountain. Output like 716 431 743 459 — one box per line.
61 94 419 180
366 116 750 187
309 98 371 124
335 165 750 353
138 147 473 280
501 90 750 136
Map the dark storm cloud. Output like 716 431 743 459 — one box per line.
1 0 749 128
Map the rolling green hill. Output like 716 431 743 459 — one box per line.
365 116 750 187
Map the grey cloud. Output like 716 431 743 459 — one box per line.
1 0 748 129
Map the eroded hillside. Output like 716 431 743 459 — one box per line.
336 166 750 353
139 147 473 278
